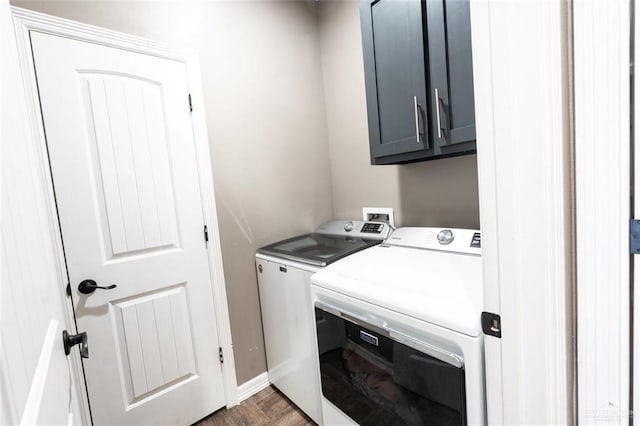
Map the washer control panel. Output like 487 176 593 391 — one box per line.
315 220 391 240
361 222 385 234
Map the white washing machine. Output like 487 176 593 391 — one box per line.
256 220 390 424
310 227 485 425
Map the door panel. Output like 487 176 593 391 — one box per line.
361 0 430 160
443 0 474 131
113 285 197 405
426 0 476 148
85 75 180 257
30 31 226 424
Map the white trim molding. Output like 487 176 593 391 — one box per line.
574 1 632 424
237 372 270 403
470 0 573 423
635 2 640 423
11 5 239 411
185 52 240 408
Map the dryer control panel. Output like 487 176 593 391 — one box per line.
470 232 481 248
384 227 482 255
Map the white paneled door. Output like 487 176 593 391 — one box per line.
30 31 226 424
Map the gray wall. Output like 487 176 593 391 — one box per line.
317 1 479 228
12 0 334 385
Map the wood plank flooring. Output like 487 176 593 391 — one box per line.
194 386 315 426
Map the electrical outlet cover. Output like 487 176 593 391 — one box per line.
362 207 395 227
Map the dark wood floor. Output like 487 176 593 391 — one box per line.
195 386 315 426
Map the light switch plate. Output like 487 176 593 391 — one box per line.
362 207 395 227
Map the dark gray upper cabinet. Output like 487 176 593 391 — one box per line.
361 0 476 165
361 0 430 160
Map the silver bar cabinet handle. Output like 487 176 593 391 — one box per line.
413 96 421 143
435 88 443 139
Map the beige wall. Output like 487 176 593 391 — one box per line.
12 0 334 384
317 1 480 229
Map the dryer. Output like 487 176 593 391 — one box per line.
310 227 485 425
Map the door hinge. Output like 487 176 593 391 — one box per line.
204 225 209 243
188 93 193 113
481 311 501 338
66 282 71 297
630 219 640 253
219 347 224 363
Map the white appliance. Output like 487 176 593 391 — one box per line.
311 227 485 425
256 220 391 423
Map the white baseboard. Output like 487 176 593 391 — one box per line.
237 372 270 403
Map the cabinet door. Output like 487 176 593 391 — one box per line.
361 0 430 162
426 0 476 150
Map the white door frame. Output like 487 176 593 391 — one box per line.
573 1 632 424
11 7 240 417
470 1 573 423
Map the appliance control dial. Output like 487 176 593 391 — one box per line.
437 229 454 245
344 221 354 232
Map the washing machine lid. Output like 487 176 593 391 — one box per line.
257 233 381 267
311 230 483 337
257 220 390 267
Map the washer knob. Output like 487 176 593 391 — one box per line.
437 229 454 245
344 221 354 232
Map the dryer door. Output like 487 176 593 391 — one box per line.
314 305 467 425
